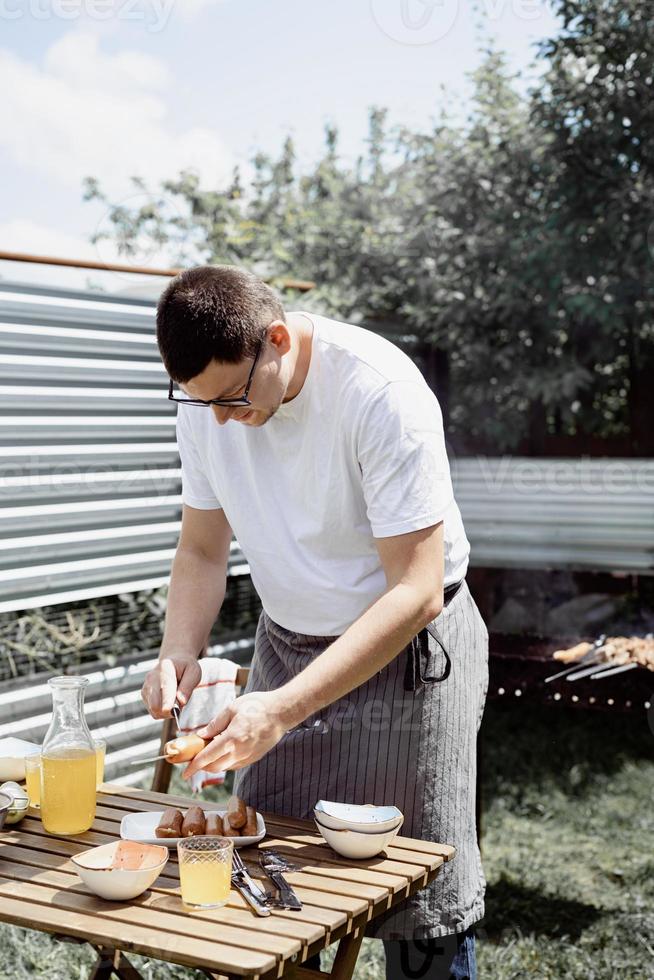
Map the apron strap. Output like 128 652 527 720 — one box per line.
402 580 462 692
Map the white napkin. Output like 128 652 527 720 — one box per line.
177 656 238 794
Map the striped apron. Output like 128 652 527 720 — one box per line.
233 580 489 940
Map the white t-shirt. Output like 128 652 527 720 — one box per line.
176 310 470 635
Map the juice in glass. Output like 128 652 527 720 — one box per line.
41 748 96 835
24 754 41 807
177 837 233 908
94 739 106 789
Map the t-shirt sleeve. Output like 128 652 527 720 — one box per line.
356 379 454 538
175 408 223 511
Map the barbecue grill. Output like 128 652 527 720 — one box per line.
489 632 653 714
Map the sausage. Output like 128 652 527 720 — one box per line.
242 805 258 838
155 807 183 838
182 805 206 837
205 811 224 836
552 641 593 663
226 794 247 829
164 734 208 763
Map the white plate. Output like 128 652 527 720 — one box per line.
120 808 266 849
0 738 40 781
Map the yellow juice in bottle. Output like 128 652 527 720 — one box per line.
179 859 231 906
25 765 41 806
41 748 96 834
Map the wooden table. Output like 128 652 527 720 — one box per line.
0 783 454 980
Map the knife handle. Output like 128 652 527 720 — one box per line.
232 875 271 916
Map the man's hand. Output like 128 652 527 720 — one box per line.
141 656 202 719
181 691 288 779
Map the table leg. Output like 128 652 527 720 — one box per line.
328 926 364 980
290 925 365 980
89 945 145 980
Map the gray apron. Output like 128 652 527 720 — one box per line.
233 580 489 940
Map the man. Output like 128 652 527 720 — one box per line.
141 265 488 979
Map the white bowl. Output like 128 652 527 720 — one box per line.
314 800 403 834
0 738 40 781
72 840 169 900
314 814 403 859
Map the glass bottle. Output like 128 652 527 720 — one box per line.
40 676 97 835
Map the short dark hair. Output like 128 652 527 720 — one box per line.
156 265 285 382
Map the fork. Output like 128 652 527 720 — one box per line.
231 848 269 902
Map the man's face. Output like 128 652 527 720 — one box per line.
180 322 291 427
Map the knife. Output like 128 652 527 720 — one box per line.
258 851 302 911
128 699 189 765
231 872 272 916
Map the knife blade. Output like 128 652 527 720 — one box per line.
126 754 168 766
231 873 272 916
258 854 302 911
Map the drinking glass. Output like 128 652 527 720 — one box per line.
24 753 41 807
177 836 233 909
93 739 106 789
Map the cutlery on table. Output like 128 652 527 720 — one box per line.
231 849 269 902
230 872 272 916
258 849 303 911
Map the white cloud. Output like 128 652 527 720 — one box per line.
0 32 233 195
44 31 169 93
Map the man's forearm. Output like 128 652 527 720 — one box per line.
271 584 441 729
159 547 227 661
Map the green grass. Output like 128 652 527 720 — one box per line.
2 701 653 979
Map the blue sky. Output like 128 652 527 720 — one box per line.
0 0 561 290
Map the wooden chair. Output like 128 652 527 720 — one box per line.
150 661 250 793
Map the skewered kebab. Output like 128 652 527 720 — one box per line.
546 634 654 683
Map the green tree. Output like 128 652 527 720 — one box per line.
84 0 653 454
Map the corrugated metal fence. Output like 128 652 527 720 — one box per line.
2 278 653 783
0 280 248 614
1 279 653 618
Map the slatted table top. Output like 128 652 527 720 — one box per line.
0 783 455 980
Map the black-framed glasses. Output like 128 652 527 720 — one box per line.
168 335 264 407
